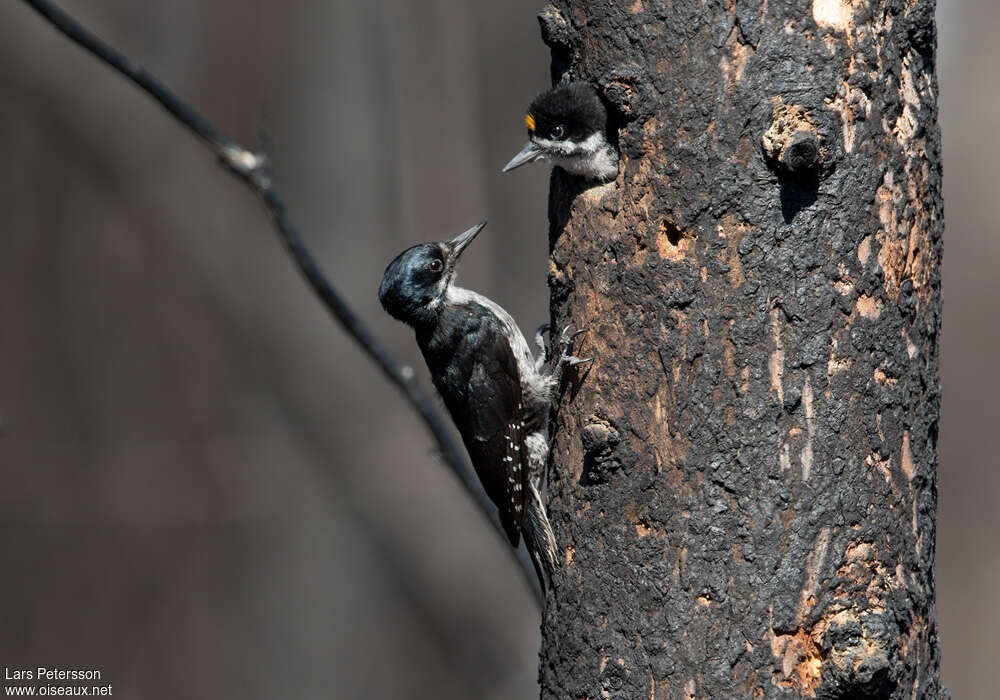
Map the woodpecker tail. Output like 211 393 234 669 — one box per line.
523 482 557 594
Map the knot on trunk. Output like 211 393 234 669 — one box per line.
820 610 898 699
580 416 622 485
762 103 824 177
771 610 900 699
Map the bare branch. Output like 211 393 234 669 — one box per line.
20 0 541 604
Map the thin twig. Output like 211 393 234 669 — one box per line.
21 0 542 604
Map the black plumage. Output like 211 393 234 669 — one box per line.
502 81 619 180
527 81 608 143
378 222 567 592
417 302 528 544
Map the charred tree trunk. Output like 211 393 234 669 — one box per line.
541 0 943 698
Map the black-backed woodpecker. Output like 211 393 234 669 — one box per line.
378 222 588 591
502 81 618 181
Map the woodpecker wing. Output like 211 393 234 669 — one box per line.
417 302 530 546
465 344 528 545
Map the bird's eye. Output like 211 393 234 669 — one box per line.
552 125 564 139
428 259 443 273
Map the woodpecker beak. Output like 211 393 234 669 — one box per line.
448 221 486 262
502 141 545 172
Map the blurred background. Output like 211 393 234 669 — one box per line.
0 1 994 697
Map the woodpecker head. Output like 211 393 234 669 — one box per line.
502 81 618 181
379 221 486 326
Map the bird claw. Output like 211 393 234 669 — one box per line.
537 323 592 375
557 324 582 345
555 325 591 372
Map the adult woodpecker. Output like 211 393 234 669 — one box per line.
502 81 618 181
378 222 588 591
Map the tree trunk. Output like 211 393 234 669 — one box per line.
540 0 943 698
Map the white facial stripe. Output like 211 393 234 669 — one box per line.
576 131 607 153
530 135 566 156
533 131 606 156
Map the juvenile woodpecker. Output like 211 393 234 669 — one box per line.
378 222 588 591
502 81 618 181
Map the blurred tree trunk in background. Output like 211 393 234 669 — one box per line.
540 0 943 697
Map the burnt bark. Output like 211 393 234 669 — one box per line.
540 1 943 698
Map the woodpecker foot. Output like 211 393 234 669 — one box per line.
537 324 592 379
559 325 594 360
555 325 591 375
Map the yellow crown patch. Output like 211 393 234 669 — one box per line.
525 113 536 132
